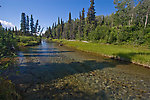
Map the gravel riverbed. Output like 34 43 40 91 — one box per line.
8 41 150 100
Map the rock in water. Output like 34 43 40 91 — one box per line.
59 44 63 46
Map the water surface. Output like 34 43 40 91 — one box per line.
9 40 150 99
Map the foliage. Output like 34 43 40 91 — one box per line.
17 36 41 47
0 27 17 59
44 0 150 46
0 26 41 69
20 13 26 34
20 13 41 36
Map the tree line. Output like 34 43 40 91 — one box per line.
44 0 150 45
20 13 43 36
0 13 42 60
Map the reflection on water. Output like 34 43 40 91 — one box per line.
8 40 150 99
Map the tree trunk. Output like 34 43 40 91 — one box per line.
144 12 149 28
130 13 134 25
129 20 131 26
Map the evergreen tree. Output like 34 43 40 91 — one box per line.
81 8 85 25
12 27 15 33
15 26 18 35
78 12 82 39
45 27 53 38
56 25 61 39
68 12 72 24
53 22 57 38
26 15 30 34
79 12 82 20
0 22 2 27
61 18 64 39
35 20 39 33
21 13 26 34
55 22 57 28
58 17 60 25
87 0 96 24
68 12 72 39
30 15 34 34
49 27 53 38
72 19 78 39
101 16 105 26
81 8 85 38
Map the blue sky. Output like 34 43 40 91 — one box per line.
0 0 116 30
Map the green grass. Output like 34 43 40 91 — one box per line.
17 36 41 47
52 39 150 67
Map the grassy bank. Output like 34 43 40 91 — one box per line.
17 36 41 48
51 39 150 68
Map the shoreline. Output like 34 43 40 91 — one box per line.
51 39 150 69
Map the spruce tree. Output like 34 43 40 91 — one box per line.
30 15 34 34
58 17 60 25
61 18 64 39
81 8 85 38
0 22 2 27
81 8 85 25
68 12 72 24
87 0 96 24
21 13 26 34
35 20 39 33
15 26 18 35
54 22 57 38
101 16 105 26
67 12 72 39
78 12 82 39
49 27 53 38
26 15 30 34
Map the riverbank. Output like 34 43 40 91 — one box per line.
0 36 41 100
0 36 41 69
51 39 150 68
17 36 41 48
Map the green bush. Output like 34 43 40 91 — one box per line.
89 25 110 41
0 28 17 58
17 36 41 47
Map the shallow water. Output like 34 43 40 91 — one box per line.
8 40 150 99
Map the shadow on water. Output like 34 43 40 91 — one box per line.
12 60 117 83
12 60 113 99
18 55 60 57
22 51 74 54
29 48 57 51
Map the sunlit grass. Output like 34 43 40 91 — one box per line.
52 39 150 66
17 36 41 47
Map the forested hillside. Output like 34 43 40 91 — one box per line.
45 0 150 45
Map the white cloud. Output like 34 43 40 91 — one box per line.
0 20 15 28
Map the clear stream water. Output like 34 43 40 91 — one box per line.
8 40 150 100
